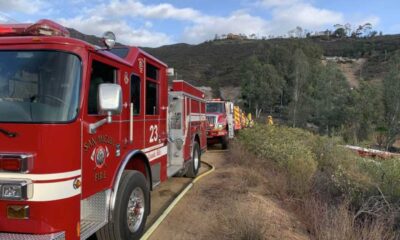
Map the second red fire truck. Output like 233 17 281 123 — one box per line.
0 19 207 239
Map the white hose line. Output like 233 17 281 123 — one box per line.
140 161 215 240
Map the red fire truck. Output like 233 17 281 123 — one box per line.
205 99 233 149
0 20 207 240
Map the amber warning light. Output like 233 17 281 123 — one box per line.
0 19 70 37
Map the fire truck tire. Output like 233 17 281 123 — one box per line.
97 170 149 240
221 135 229 149
186 142 201 178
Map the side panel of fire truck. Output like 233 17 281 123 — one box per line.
225 102 234 139
168 81 206 177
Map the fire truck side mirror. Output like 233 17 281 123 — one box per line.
89 83 122 134
98 83 122 116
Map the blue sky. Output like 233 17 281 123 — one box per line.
0 0 398 47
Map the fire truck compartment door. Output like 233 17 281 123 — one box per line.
167 94 185 174
226 102 235 139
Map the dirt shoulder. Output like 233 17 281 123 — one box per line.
148 149 310 240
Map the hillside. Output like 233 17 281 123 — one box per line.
68 28 398 89
144 36 400 87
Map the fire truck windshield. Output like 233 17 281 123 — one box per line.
0 51 81 123
206 102 225 113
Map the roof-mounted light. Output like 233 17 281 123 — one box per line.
0 27 14 35
0 24 29 36
24 19 70 37
103 31 116 49
0 20 69 37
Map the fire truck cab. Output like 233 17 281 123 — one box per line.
205 99 232 149
0 20 206 240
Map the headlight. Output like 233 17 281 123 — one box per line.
217 124 224 130
0 180 30 200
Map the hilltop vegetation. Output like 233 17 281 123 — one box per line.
144 35 400 86
145 36 400 149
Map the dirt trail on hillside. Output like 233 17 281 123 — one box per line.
338 58 366 88
148 149 310 240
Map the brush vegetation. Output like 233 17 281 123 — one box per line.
234 125 400 239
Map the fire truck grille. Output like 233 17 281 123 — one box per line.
206 116 216 125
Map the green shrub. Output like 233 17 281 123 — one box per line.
360 158 400 202
239 125 317 196
238 125 380 203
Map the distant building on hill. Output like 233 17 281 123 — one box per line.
226 33 247 40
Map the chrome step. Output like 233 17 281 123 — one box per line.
80 220 106 240
0 232 65 240
80 190 109 239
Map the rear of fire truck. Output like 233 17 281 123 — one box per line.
205 99 229 149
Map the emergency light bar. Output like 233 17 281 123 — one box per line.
0 27 14 34
0 19 70 37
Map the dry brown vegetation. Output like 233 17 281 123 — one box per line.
235 125 400 240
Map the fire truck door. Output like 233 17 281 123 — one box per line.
81 57 122 199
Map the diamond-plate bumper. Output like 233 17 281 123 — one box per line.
0 232 65 240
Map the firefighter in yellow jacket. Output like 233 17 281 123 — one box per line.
267 115 274 125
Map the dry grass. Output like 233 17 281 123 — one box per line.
240 169 263 188
301 197 398 240
213 202 268 240
228 141 253 167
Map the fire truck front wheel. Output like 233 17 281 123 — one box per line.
186 141 201 178
97 170 150 240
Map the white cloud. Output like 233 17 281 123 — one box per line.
57 0 206 47
353 15 380 28
59 15 172 47
0 0 44 14
144 21 153 28
0 15 6 23
183 11 270 43
181 1 344 43
270 2 344 33
259 0 300 8
90 0 201 21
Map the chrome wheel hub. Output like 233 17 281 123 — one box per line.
193 149 199 171
127 187 145 233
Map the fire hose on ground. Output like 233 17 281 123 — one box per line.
140 161 215 240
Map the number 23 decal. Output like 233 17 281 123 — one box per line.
149 125 159 143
